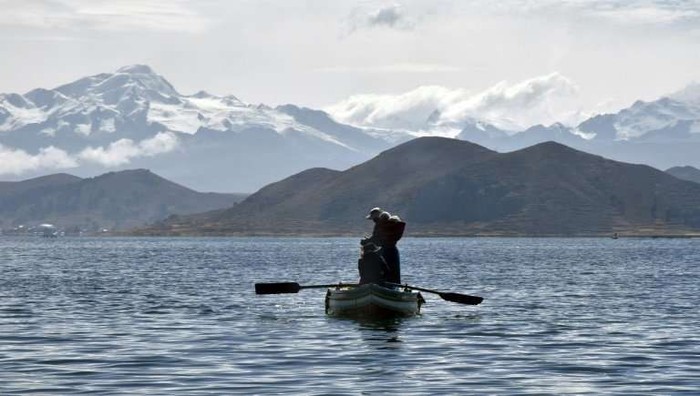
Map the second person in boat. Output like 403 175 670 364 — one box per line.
357 242 389 284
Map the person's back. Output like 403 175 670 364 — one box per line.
358 243 389 284
378 217 405 247
375 214 405 284
363 208 406 284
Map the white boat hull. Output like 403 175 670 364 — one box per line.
325 283 423 317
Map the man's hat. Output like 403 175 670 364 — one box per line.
365 207 382 219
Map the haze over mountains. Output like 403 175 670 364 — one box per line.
0 169 245 232
1 65 699 193
141 137 700 237
666 166 700 185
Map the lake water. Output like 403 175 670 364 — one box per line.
0 237 698 394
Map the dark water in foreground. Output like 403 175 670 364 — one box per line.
0 237 698 394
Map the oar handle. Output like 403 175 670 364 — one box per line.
386 283 484 305
255 282 358 295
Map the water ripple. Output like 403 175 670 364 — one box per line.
0 237 698 394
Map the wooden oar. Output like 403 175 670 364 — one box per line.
255 282 357 295
388 283 484 305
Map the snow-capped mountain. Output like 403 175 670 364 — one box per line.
452 83 700 169
1 65 699 192
0 65 366 148
578 92 700 142
0 65 390 192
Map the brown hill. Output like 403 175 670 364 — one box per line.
141 137 700 236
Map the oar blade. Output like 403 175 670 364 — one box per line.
255 282 302 295
439 292 483 305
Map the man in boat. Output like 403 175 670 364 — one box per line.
357 242 389 284
363 207 406 284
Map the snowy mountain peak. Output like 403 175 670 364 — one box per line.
53 65 180 103
1 64 373 153
669 82 700 106
116 64 156 75
191 90 213 99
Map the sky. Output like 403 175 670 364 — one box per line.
1 0 700 129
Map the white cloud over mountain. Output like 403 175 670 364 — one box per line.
0 145 77 175
326 73 582 132
324 85 461 131
78 132 180 167
0 132 179 175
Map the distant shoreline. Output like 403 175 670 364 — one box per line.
6 231 699 238
114 231 700 238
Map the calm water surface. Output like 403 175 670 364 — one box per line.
0 237 698 394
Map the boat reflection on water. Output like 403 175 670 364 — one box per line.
356 316 406 331
333 315 411 347
323 283 424 346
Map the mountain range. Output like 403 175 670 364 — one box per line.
138 137 700 237
456 90 700 169
0 169 245 233
0 65 390 192
2 65 700 193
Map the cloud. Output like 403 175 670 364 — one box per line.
592 4 699 25
473 0 700 28
442 73 581 128
0 132 179 174
0 144 78 175
0 0 208 33
315 63 461 74
325 73 582 131
346 3 415 33
367 3 405 28
325 85 466 130
79 132 179 166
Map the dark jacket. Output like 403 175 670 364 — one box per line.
358 250 389 285
369 219 406 247
366 218 405 284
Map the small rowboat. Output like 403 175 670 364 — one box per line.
325 283 424 317
254 281 481 316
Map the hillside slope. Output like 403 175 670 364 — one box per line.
0 170 246 231
141 137 700 236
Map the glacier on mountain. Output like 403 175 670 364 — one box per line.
0 65 390 191
0 64 359 146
